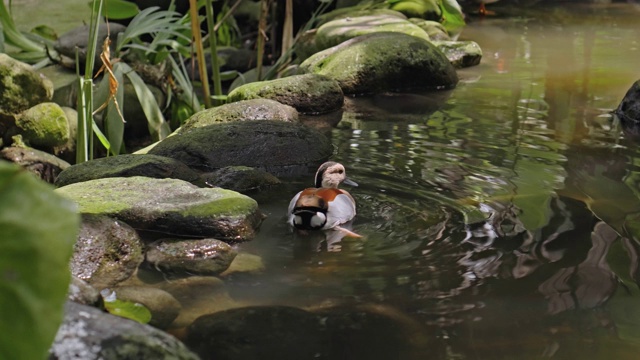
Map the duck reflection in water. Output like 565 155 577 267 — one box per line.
288 162 361 251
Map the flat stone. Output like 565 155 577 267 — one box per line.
56 176 263 241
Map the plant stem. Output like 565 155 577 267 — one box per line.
256 0 270 81
205 0 222 104
77 0 104 163
189 0 211 109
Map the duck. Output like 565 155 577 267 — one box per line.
287 161 361 238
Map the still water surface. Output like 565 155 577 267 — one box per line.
233 3 640 359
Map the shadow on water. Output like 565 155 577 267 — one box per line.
228 3 640 359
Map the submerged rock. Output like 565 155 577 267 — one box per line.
54 154 200 188
185 306 325 360
220 252 265 277
0 146 70 183
56 176 262 241
227 74 344 114
300 32 458 95
111 286 181 330
148 121 333 177
199 166 281 193
180 99 299 131
315 14 431 51
70 214 144 288
0 54 53 118
159 276 238 328
49 301 198 360
146 238 237 276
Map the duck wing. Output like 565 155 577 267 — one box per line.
325 191 356 229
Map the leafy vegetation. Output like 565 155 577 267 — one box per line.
0 161 79 359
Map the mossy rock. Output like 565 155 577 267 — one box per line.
181 99 299 132
56 176 263 242
148 120 333 176
433 40 483 68
12 102 70 148
0 54 53 117
227 74 344 114
54 154 200 188
300 32 458 95
408 18 450 41
315 14 431 51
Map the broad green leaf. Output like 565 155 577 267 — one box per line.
120 62 171 140
98 0 140 20
0 161 79 360
102 290 152 324
439 0 465 34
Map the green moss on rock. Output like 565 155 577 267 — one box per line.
14 102 69 148
0 54 53 117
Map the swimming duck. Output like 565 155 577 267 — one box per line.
288 162 361 237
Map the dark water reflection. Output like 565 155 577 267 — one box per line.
233 4 640 359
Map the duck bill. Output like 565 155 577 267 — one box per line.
343 178 358 187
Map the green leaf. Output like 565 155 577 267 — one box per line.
0 161 79 360
120 62 171 140
103 293 152 324
99 0 140 20
30 25 57 41
439 0 465 34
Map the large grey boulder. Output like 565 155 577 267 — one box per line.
54 154 200 188
71 214 144 288
227 74 344 114
300 32 458 95
49 301 199 360
56 176 263 241
148 121 333 177
0 54 53 118
180 99 299 132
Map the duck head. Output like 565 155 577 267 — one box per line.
314 161 358 188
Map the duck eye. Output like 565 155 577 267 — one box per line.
338 169 344 174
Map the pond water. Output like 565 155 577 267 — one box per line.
229 3 640 359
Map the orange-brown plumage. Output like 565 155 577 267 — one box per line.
287 162 360 237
